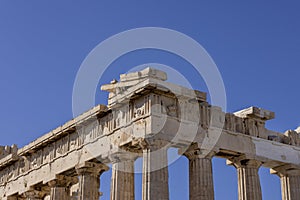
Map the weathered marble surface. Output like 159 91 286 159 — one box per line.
0 68 299 200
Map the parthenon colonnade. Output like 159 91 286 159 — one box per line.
0 68 300 200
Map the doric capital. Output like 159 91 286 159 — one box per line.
48 175 78 188
227 155 262 169
146 139 169 151
271 164 300 177
131 138 169 151
130 137 148 151
119 138 143 153
182 143 215 160
23 189 45 199
109 151 137 164
121 137 169 154
75 161 109 176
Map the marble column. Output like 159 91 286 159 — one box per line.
228 158 262 200
110 153 135 200
75 162 109 200
271 165 300 200
184 144 214 200
50 186 68 200
280 175 300 200
142 141 169 200
48 175 77 200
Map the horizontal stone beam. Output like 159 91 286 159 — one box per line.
215 129 300 168
1 68 300 199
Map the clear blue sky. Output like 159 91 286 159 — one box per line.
1 1 300 199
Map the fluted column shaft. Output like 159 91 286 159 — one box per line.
50 187 68 200
184 144 215 200
190 157 214 200
77 170 99 200
110 154 135 200
237 167 261 200
76 162 109 200
142 142 169 200
280 175 300 200
271 166 300 200
229 159 262 200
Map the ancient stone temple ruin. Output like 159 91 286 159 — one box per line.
0 68 299 200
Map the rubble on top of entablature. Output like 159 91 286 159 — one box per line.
0 144 17 160
101 67 167 93
234 106 275 121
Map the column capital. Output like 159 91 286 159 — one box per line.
109 151 137 164
22 189 46 199
48 174 78 188
271 164 300 177
125 137 169 153
227 155 262 169
75 161 109 176
181 143 215 160
144 138 169 151
127 138 148 151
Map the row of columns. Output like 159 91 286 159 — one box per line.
110 141 214 200
6 162 109 200
7 145 300 200
139 141 300 200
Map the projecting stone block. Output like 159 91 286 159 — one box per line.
234 106 275 121
120 67 167 82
